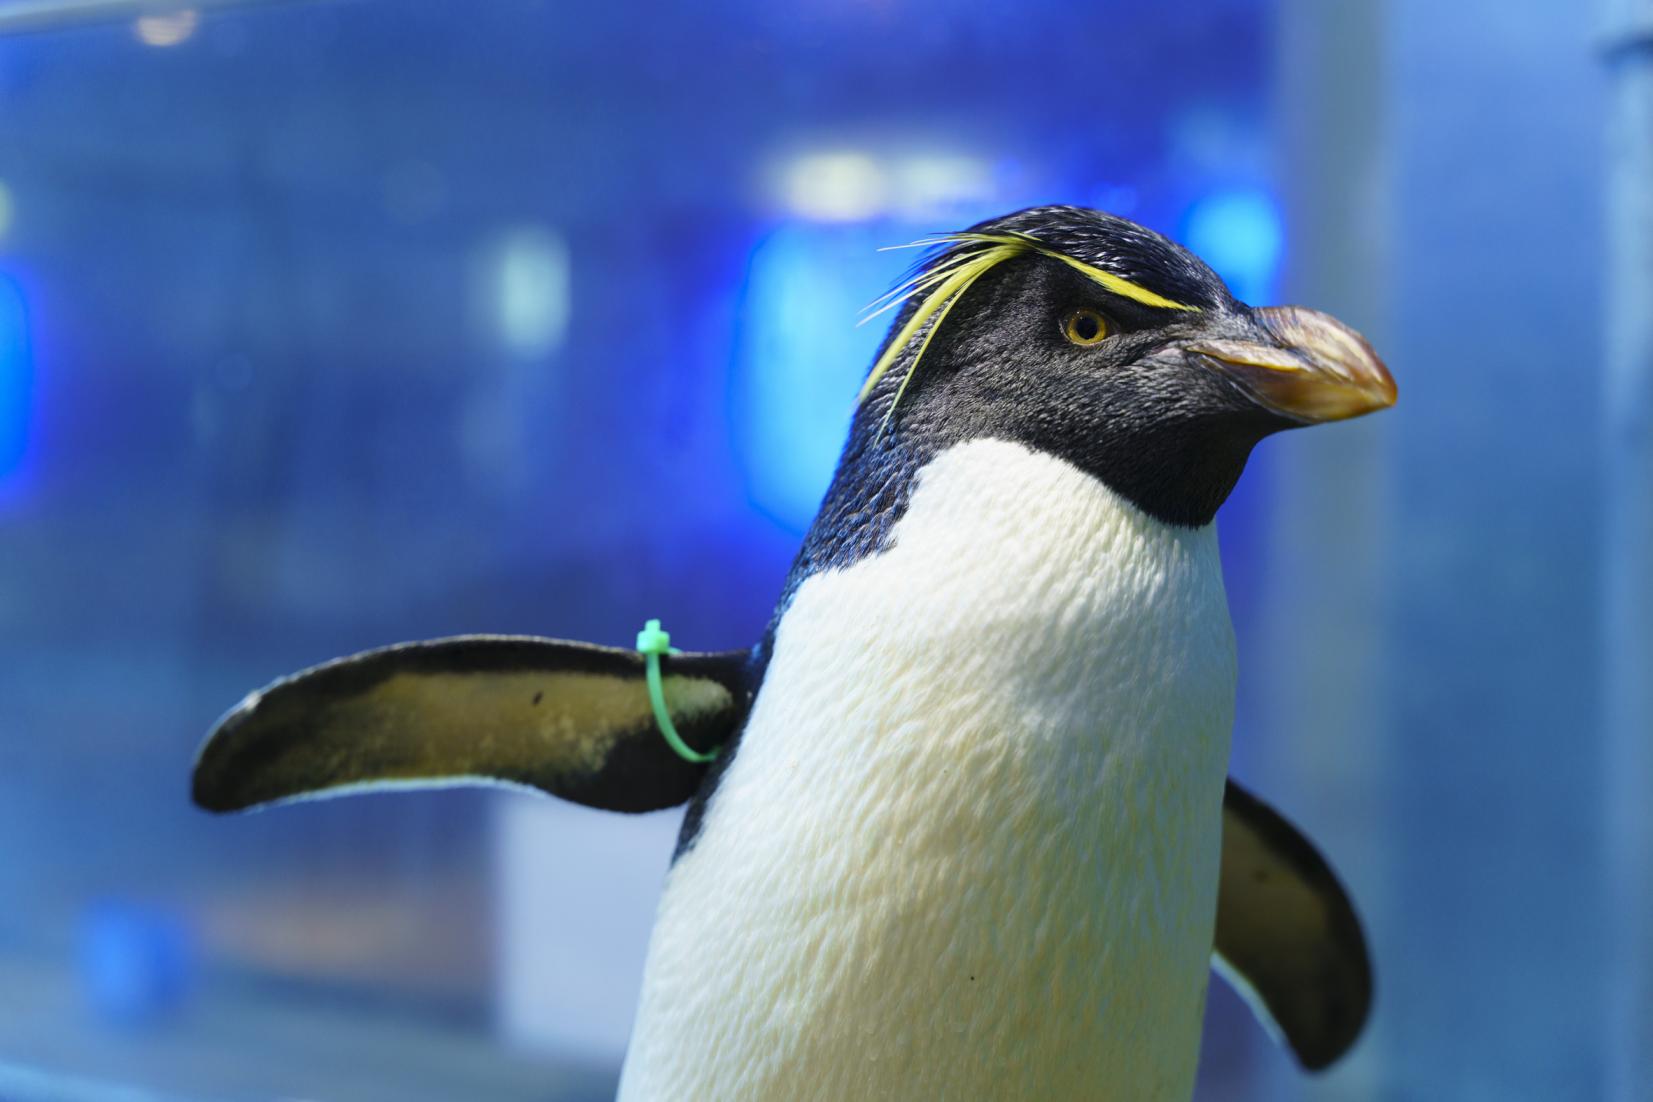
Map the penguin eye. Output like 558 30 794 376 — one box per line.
1061 308 1109 347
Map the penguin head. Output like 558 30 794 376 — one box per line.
853 205 1396 528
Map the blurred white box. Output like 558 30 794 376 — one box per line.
493 796 680 1063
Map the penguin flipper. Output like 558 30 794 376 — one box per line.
192 635 750 815
1213 778 1373 1071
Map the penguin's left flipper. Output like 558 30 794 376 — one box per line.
1214 779 1373 1072
192 635 751 815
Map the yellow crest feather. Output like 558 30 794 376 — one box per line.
856 230 1199 423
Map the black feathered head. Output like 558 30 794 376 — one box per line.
850 205 1395 527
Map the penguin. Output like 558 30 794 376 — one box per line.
192 205 1394 1101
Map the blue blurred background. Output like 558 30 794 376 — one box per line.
0 0 1646 1098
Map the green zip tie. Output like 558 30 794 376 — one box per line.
636 618 719 764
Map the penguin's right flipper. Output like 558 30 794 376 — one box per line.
1213 779 1373 1071
192 636 751 815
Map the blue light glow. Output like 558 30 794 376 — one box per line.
1178 189 1284 305
78 900 194 1027
0 274 31 493
732 223 910 531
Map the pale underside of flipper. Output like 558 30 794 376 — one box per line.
191 635 751 814
1214 778 1373 1071
192 637 1370 1072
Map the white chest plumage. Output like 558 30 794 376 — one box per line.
619 438 1237 1102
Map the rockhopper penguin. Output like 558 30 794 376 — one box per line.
192 206 1396 1100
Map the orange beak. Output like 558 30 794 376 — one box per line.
1187 306 1396 424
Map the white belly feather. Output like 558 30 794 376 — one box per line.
619 438 1237 1101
